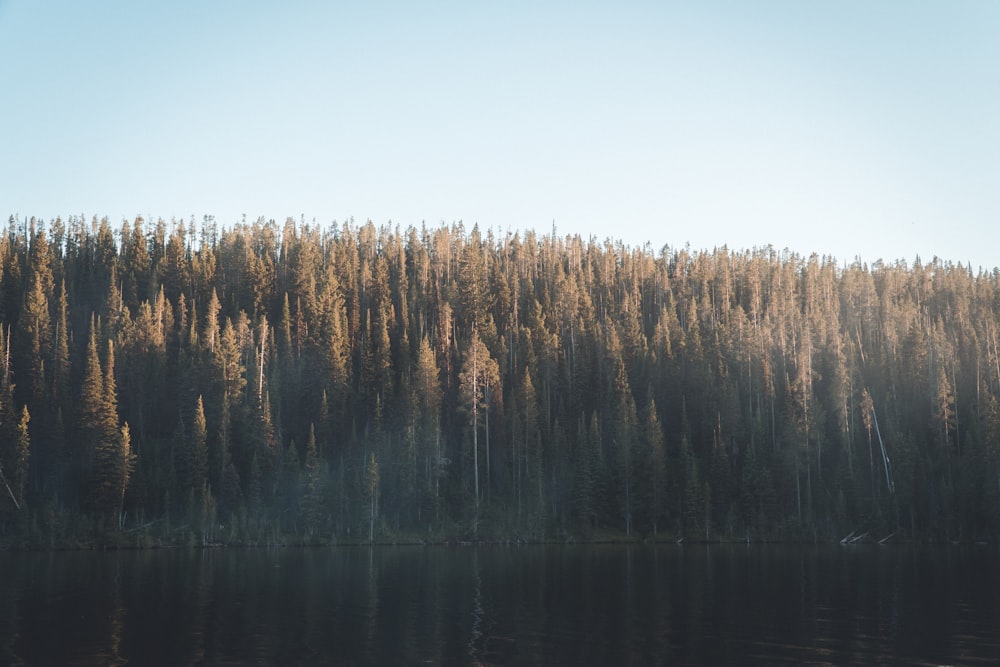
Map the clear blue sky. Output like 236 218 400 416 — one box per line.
2 1 998 269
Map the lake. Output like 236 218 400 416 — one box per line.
2 543 998 665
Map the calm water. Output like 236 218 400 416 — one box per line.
2 544 999 665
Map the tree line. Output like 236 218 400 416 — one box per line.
1 214 999 544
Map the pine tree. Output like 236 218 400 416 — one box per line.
681 435 703 537
118 423 135 526
281 438 301 508
52 279 71 409
247 452 262 511
162 221 191 303
84 336 129 519
123 216 151 309
458 330 500 521
572 413 598 530
319 264 349 427
414 337 443 523
213 318 245 407
303 424 324 537
203 288 221 355
14 232 52 409
77 319 106 504
518 367 540 517
364 451 379 543
610 359 638 537
12 405 30 508
191 395 208 501
636 398 666 536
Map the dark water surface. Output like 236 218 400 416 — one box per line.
2 544 999 665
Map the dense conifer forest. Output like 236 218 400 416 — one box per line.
1 214 999 546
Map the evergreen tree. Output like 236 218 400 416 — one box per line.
52 279 71 409
636 398 666 536
303 424 324 537
458 330 500 522
12 405 30 508
77 319 106 506
3 216 1000 543
13 229 54 445
190 395 208 502
610 359 638 536
85 337 130 519
364 451 379 542
414 337 443 524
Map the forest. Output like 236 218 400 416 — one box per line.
1 214 999 546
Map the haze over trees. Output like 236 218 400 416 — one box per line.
1 214 999 544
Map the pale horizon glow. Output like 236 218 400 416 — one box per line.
1 1 998 269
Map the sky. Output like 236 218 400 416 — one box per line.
1 1 998 270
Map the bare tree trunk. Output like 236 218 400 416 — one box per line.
0 464 20 510
871 404 894 495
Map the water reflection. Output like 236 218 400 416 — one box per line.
2 544 1000 665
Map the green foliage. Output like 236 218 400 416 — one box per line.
13 405 30 507
1 214 999 543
